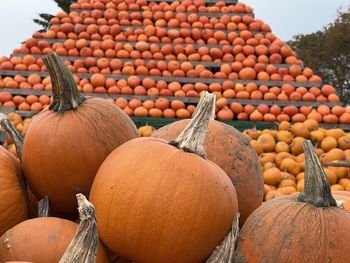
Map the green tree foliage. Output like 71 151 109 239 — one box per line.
34 0 75 32
288 7 350 103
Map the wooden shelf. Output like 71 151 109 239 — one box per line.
0 88 342 108
11 53 303 70
325 160 350 167
131 118 277 130
0 70 322 87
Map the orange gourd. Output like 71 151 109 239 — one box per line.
90 93 238 262
235 140 350 262
21 53 138 218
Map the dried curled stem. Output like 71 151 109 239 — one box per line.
0 113 24 160
297 140 337 207
38 196 50 217
43 52 86 112
206 213 240 263
169 91 216 158
59 194 98 263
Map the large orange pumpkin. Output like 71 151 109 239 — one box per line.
0 144 27 236
0 194 108 263
235 140 350 262
152 118 263 226
21 53 138 218
90 93 238 263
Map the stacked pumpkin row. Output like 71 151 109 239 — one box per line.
71 0 250 14
51 7 259 29
0 89 349 124
0 69 339 103
1 91 350 124
49 11 267 33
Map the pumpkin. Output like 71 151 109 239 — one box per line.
152 105 263 226
235 140 350 262
290 123 310 138
274 141 290 153
320 148 346 165
0 194 108 263
263 167 282 185
90 92 238 263
276 130 292 144
20 53 138 218
137 125 155 137
338 136 350 150
257 133 275 152
0 140 27 236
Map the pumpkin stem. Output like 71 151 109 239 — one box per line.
297 140 337 207
38 196 50 217
206 213 240 263
0 113 24 160
43 52 86 112
169 91 215 158
59 193 99 263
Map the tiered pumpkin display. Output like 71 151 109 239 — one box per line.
0 194 108 263
90 92 238 263
15 53 138 218
0 0 348 124
234 140 350 262
152 111 264 225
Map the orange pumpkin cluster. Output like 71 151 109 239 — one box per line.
242 120 350 201
0 71 339 102
70 0 253 13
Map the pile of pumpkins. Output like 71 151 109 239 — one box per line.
1 53 350 263
246 120 350 201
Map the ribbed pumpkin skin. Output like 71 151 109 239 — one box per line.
152 120 263 225
0 146 27 236
22 98 138 217
235 195 350 263
90 137 238 263
332 190 350 212
0 217 108 263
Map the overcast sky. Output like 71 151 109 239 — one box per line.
0 0 349 56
